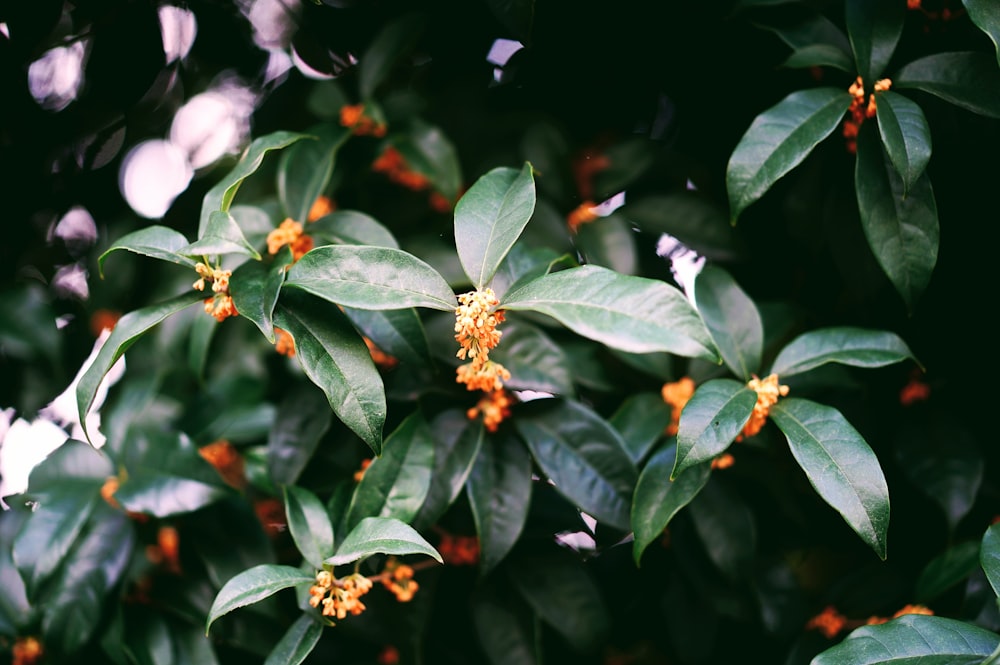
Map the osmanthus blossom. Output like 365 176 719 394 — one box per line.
0 328 125 508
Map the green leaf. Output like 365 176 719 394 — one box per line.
771 398 890 559
98 225 196 277
472 584 539 665
343 410 435 529
268 385 332 486
489 320 574 395
455 163 537 289
770 326 919 377
964 0 1000 67
484 0 534 43
182 211 260 260
983 522 1000 597
574 213 638 275
274 290 386 453
414 414 485 530
631 442 711 565
115 472 228 518
875 91 932 194
694 265 763 380
515 399 637 530
855 123 939 310
916 541 981 603
309 210 399 249
750 5 851 53
811 614 1000 665
277 123 350 223
359 13 425 100
845 0 905 84
76 291 205 443
231 247 293 342
285 245 457 311
187 310 217 380
895 52 1000 119
609 393 673 464
200 131 308 235
467 432 533 575
395 120 463 201
326 516 442 566
727 88 853 222
674 379 756 479
263 614 323 665
688 478 757 581
284 486 335 569
781 44 854 72
206 564 316 634
341 306 431 368
620 192 737 260
502 265 719 361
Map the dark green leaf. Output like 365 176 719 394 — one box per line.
876 91 932 194
115 471 228 518
395 120 463 201
490 320 574 395
206 565 316 634
963 0 1000 67
231 247 293 342
343 410 435 529
275 291 385 452
631 442 711 565
770 326 919 377
190 499 276 590
515 399 636 530
727 88 853 222
263 614 322 665
484 0 534 43
609 393 672 464
455 163 536 289
694 265 763 380
916 541 981 602
812 614 1000 665
855 123 939 310
24 439 113 491
674 379 756 478
284 486 335 569
622 193 737 260
309 210 399 249
187 310 217 380
98 225 196 277
467 432 533 575
359 13 425 100
414 414 485 530
689 478 757 581
341 306 431 368
502 265 718 361
285 245 457 311
472 584 538 665
750 5 851 53
983 522 1000 597
846 0 905 84
574 213 638 275
771 398 890 559
326 516 442 566
183 211 260 259
76 291 205 443
267 385 332 486
781 44 854 72
591 138 655 201
277 123 350 223
895 52 1000 119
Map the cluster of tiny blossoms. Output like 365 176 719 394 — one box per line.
454 288 510 392
661 376 695 436
843 76 891 153
267 219 314 260
806 603 933 639
193 262 237 322
381 557 419 601
339 104 387 137
308 570 374 620
739 373 789 440
466 388 514 433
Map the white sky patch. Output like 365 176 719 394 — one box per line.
119 139 193 218
159 5 198 64
247 0 301 50
512 390 555 402
592 190 626 217
28 40 88 111
487 38 524 84
656 232 705 301
170 89 251 169
0 23 10 39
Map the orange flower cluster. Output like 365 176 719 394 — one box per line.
467 389 514 432
567 200 600 232
661 376 695 436
899 374 930 406
99 475 149 522
865 604 934 626
354 458 372 483
89 308 120 336
308 195 335 222
145 525 182 574
193 262 238 322
381 557 419 602
843 77 891 153
438 532 480 565
308 570 374 620
739 374 789 440
377 645 400 665
711 453 735 470
454 288 511 392
806 605 848 638
253 497 287 538
12 636 43 665
372 146 431 191
274 327 296 358
340 104 387 137
198 439 246 488
365 337 398 370
267 219 314 261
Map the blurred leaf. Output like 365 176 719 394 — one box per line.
727 88 853 222
855 123 939 311
187 310 217 380
173 623 221 665
190 499 276 590
963 0 1000 67
264 614 322 665
916 541 981 602
694 265 763 380
983 522 1000 597
285 245 457 311
771 398 889 559
395 120 463 201
519 123 570 202
812 614 999 664
781 44 853 72
284 486 335 569
574 213 638 275
490 320 574 395
359 13 425 100
343 410 435 529
845 0 905 84
689 478 757 581
277 123 350 223
206 565 315 634
274 291 385 453
515 399 636 530
231 247 293 343
182 211 260 259
472 584 538 665
414 415 484 530
25 439 113 491
485 0 534 43
0 511 31 633
895 52 1000 118
609 393 672 464
341 306 431 368
116 472 228 518
502 265 719 361
268 385 332 487
875 91 932 195
631 442 711 565
770 326 919 377
622 192 737 260
750 5 851 53
609 348 674 382
326 516 442 566
674 379 756 478
309 210 399 249
77 291 204 443
455 163 537 289
467 432 533 575
592 138 654 201
200 131 308 235
0 284 60 366
98 225 196 277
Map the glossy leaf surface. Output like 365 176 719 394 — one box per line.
674 379 756 478
694 265 763 380
811 615 999 664
770 326 919 377
875 91 932 194
326 516 442 566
